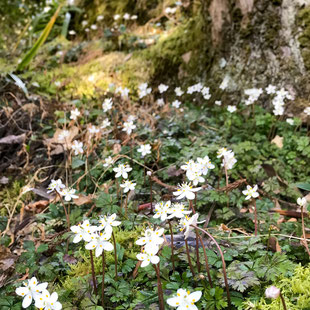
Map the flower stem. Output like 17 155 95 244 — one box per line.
149 174 153 214
223 164 229 209
125 192 129 218
57 193 70 230
112 232 118 280
301 206 310 257
184 239 195 277
195 229 201 273
89 250 97 294
101 250 105 308
168 220 176 273
192 225 231 308
189 200 195 214
154 264 165 310
280 293 287 310
196 231 213 287
253 199 258 236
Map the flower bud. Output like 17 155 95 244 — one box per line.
147 171 152 176
265 286 280 299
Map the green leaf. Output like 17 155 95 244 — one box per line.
37 244 48 254
72 158 85 169
61 12 71 38
17 4 63 71
296 183 310 191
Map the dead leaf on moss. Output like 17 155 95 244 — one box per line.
268 236 281 253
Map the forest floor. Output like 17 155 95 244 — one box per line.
1 1 310 310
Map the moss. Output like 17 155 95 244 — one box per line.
243 264 310 309
297 6 310 70
142 12 210 82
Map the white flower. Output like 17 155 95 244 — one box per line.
88 125 100 134
60 188 78 201
304 107 310 116
165 7 177 14
158 83 169 93
172 100 181 109
215 100 222 106
90 24 98 30
242 185 259 200
137 144 152 157
138 83 152 98
175 87 184 97
227 105 236 113
187 83 203 94
81 20 88 27
71 140 83 155
122 121 136 135
286 118 294 125
167 203 191 219
136 227 164 253
85 232 113 257
58 130 69 141
221 150 237 170
131 15 138 20
70 108 80 120
201 86 211 100
187 171 204 186
217 147 229 158
167 288 202 310
266 85 276 94
34 290 62 310
69 30 76 35
219 75 230 90
98 213 121 234
47 179 65 194
244 88 263 105
127 115 136 122
103 156 114 167
173 183 201 200
120 180 136 193
297 197 307 208
97 15 104 21
265 286 280 299
197 155 215 175
157 98 165 106
136 248 160 267
153 201 171 222
16 277 48 309
102 98 113 112
179 213 205 239
114 14 120 20
101 118 111 129
70 220 97 243
123 13 130 20
113 163 132 179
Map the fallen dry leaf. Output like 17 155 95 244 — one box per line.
271 135 283 148
268 236 281 253
0 134 26 145
25 200 49 212
74 194 96 206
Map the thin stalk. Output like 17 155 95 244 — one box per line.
279 293 287 310
189 200 195 214
301 206 310 257
101 250 105 308
253 199 258 236
149 174 153 214
154 264 165 310
57 193 70 230
112 232 118 280
90 250 97 294
168 220 176 273
192 225 231 308
196 231 213 287
125 192 129 218
223 163 229 208
116 178 120 200
184 239 195 277
195 229 201 273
